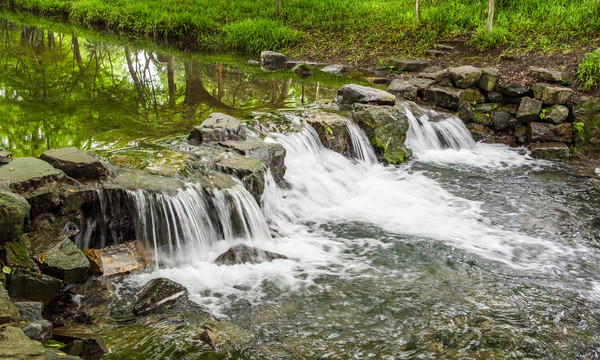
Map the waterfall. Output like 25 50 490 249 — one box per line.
344 120 378 164
404 102 475 156
77 183 271 266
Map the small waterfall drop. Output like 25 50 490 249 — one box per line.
344 120 378 164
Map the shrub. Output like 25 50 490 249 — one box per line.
223 19 301 55
577 48 600 92
468 25 513 50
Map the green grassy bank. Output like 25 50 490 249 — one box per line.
2 0 600 60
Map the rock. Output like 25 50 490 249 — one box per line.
0 288 20 326
291 62 313 79
14 302 43 322
529 68 574 85
408 78 436 97
417 66 448 83
471 104 494 126
425 49 446 57
103 168 184 194
352 104 410 164
52 324 108 359
530 142 570 161
100 241 152 277
83 249 104 276
449 66 482 89
496 83 530 97
527 122 572 143
198 329 217 350
260 51 287 71
494 135 516 144
0 188 30 245
424 86 465 110
144 149 191 177
544 105 569 124
220 139 287 183
486 91 503 103
478 68 499 91
215 244 288 265
23 181 62 218
457 103 473 122
335 84 395 106
370 77 390 85
132 278 187 316
572 97 600 153
247 60 259 66
23 231 90 284
3 239 37 270
463 88 486 104
189 112 245 145
0 157 64 193
39 147 107 180
286 60 319 68
515 126 528 143
387 80 418 101
373 65 390 77
0 326 46 360
467 124 494 143
516 97 543 122
531 83 574 105
8 269 63 305
492 111 516 131
21 319 53 343
303 110 352 155
192 171 238 190
388 58 430 72
0 148 12 165
320 64 346 76
216 154 266 201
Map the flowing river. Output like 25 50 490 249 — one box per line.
2 12 600 360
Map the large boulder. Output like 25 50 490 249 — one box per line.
220 139 287 183
21 319 53 344
531 83 574 105
7 269 63 305
544 105 569 124
425 86 465 110
22 231 90 284
52 325 108 360
0 188 30 245
387 80 418 101
527 122 572 143
216 154 266 201
0 326 46 360
335 84 396 106
388 58 430 72
529 68 574 85
530 142 570 161
260 51 287 71
0 157 64 193
449 66 482 88
572 97 600 153
132 278 187 316
188 113 245 145
516 97 543 122
214 244 288 265
0 148 12 165
478 68 499 91
352 104 410 165
303 109 352 155
39 147 107 180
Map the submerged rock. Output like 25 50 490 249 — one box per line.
0 188 31 244
52 324 108 360
189 112 245 145
335 84 396 106
260 51 287 71
132 278 187 316
214 244 288 265
0 157 64 193
40 147 107 180
530 142 570 161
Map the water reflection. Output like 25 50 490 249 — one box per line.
0 16 362 157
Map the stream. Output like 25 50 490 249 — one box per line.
2 12 600 360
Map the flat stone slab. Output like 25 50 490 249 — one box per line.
388 58 430 72
320 64 346 75
335 84 396 106
530 142 570 161
102 169 185 194
0 157 64 193
496 83 530 97
39 147 107 180
529 68 574 85
425 86 465 110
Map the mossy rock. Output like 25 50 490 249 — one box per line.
0 188 31 245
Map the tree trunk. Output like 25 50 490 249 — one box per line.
124 47 145 104
487 0 495 35
167 55 176 107
72 34 82 64
276 0 280 16
416 0 421 23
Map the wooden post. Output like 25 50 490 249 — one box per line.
416 0 421 23
487 0 494 35
276 0 280 16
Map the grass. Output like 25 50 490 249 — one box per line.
2 0 600 59
577 48 600 92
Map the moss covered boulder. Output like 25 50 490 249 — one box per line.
0 157 64 193
303 109 352 156
0 326 46 360
0 188 31 245
216 154 266 202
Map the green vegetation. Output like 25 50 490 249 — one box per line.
577 48 600 92
572 121 585 138
2 0 599 60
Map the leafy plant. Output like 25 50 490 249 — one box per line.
539 108 550 120
2 265 12 275
577 48 600 92
572 121 585 138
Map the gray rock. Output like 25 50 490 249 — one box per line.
371 77 390 85
463 88 486 104
133 278 187 316
216 154 266 202
417 67 448 83
388 58 430 72
8 269 63 305
530 142 570 161
189 112 245 144
0 326 46 360
52 324 108 359
291 62 313 79
39 147 107 180
544 105 569 124
516 97 543 122
572 97 600 153
0 188 30 245
14 302 43 322
529 68 574 85
23 231 90 284
457 103 473 122
352 104 410 164
247 60 259 66
527 122 572 143
103 169 185 194
320 64 346 76
515 126 528 143
486 91 503 103
21 319 53 343
3 239 37 270
335 84 395 106
0 148 12 165
387 80 418 101
260 51 287 71
425 49 446 57
215 244 288 265
0 288 20 326
303 110 352 156
478 68 499 91
496 83 530 97
408 78 436 96
220 139 287 182
492 111 516 131
191 171 238 190
0 157 64 193
24 182 62 218
449 66 482 88
532 82 574 105
424 86 465 110
373 65 390 77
